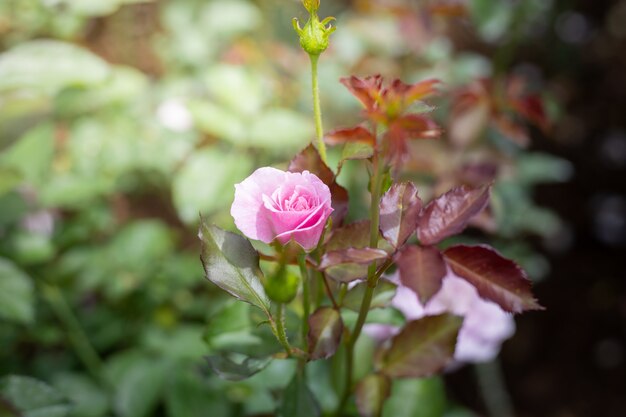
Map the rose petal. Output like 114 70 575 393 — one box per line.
231 167 287 243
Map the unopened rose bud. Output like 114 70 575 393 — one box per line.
293 1 336 56
302 0 320 13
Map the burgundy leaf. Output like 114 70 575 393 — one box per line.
378 314 463 378
355 373 391 417
319 248 388 270
288 143 334 185
307 307 344 360
325 221 394 254
288 144 349 225
379 181 422 248
325 126 375 146
326 220 371 251
511 95 549 133
443 244 543 313
320 247 389 283
396 245 446 305
417 184 491 245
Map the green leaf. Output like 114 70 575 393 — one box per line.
204 64 265 116
0 40 110 94
443 244 543 313
165 368 232 417
188 100 247 144
105 351 170 417
378 314 463 378
52 373 108 417
338 142 374 173
382 377 446 417
307 307 344 360
355 373 391 417
0 375 70 417
199 223 270 315
205 353 272 381
0 258 34 324
278 373 321 417
249 108 314 151
396 245 446 305
173 149 253 223
517 152 573 185
0 122 54 184
343 279 397 312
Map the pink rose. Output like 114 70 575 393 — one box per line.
365 272 515 364
392 274 516 363
231 167 333 251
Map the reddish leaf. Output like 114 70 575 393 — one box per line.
383 78 440 106
378 314 463 378
443 244 543 313
320 247 389 283
400 78 441 104
355 373 391 417
307 307 344 360
288 143 334 184
325 126 375 146
326 220 371 250
379 182 422 248
417 184 491 245
288 144 349 225
389 114 441 140
449 94 491 148
325 221 394 254
329 182 349 226
512 95 549 132
491 115 530 147
428 3 468 17
320 248 388 269
339 75 383 111
396 245 446 305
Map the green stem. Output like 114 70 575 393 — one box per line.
310 53 327 164
42 284 104 382
299 253 311 344
475 359 516 417
273 303 292 357
335 153 384 415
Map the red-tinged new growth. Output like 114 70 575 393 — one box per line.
336 75 442 165
449 77 549 148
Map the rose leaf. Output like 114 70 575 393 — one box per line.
199 222 270 315
443 244 543 313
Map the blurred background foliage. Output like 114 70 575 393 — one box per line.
1 0 623 416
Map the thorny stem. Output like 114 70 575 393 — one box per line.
272 303 293 357
336 151 384 415
310 54 328 164
42 284 105 383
